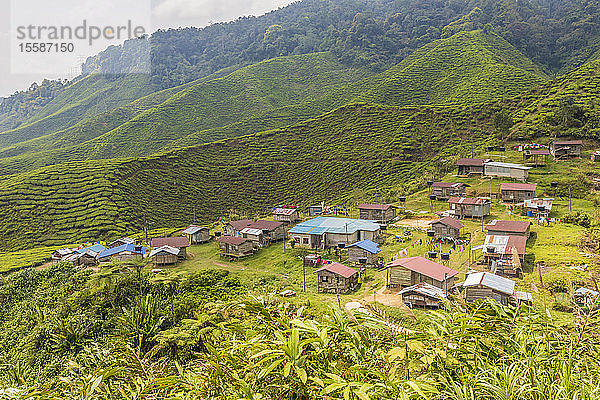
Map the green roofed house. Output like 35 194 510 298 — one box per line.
289 217 381 249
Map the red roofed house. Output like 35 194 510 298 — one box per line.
448 197 491 218
272 208 300 224
432 182 468 200
386 256 458 290
523 148 550 166
224 219 254 237
456 158 489 175
358 204 396 224
314 262 359 293
151 237 190 260
429 216 465 239
550 140 583 159
485 220 531 237
217 236 254 259
500 183 536 203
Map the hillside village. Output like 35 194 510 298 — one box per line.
33 137 600 314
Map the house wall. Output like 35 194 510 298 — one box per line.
389 266 454 289
292 233 321 248
501 190 535 203
188 230 210 244
401 293 441 308
359 209 395 223
154 253 178 265
219 241 254 258
432 223 460 239
267 225 286 241
348 247 375 265
465 286 509 305
274 210 299 223
317 270 357 293
458 165 484 175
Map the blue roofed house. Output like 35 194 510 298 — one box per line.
347 239 381 267
288 217 381 249
97 244 147 264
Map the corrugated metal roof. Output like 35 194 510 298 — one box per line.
484 234 527 255
347 239 381 254
430 216 464 230
227 219 254 231
448 197 489 205
358 203 393 211
98 244 146 260
399 282 446 299
250 220 283 231
514 291 533 302
524 198 553 211
152 237 190 248
433 182 467 188
288 217 380 235
314 262 358 278
76 244 107 254
109 237 136 246
462 272 516 295
182 225 209 235
554 140 583 145
456 158 487 166
149 245 180 258
240 228 264 236
486 220 530 234
272 208 297 216
485 162 531 170
500 183 537 192
387 256 458 281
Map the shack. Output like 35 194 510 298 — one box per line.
551 140 583 159
149 245 180 266
108 237 136 248
347 239 381 267
485 220 531 237
308 205 324 216
97 244 146 263
523 148 550 166
484 162 531 181
483 234 527 266
78 249 100 267
399 282 446 309
462 271 515 305
314 262 359 293
574 287 600 307
182 225 210 244
217 236 254 259
52 248 74 262
448 197 491 218
240 227 265 246
249 220 286 242
456 158 488 175
386 256 458 289
224 220 254 237
357 204 396 224
432 182 468 200
500 182 537 203
524 198 553 217
272 208 300 224
151 237 190 260
289 217 381 249
428 216 464 239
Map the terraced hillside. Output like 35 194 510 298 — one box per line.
0 53 374 175
358 30 548 106
0 74 158 151
0 102 497 251
0 31 546 175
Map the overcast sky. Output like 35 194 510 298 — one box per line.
0 0 294 97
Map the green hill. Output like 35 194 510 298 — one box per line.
0 102 497 251
0 32 546 175
358 30 548 106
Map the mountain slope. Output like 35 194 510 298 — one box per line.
359 30 548 106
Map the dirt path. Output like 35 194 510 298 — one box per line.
392 218 435 230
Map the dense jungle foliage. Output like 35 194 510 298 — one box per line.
2 262 599 399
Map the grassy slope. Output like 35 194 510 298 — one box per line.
358 30 548 106
0 102 497 251
0 74 159 151
0 31 546 175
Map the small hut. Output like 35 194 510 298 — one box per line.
240 228 265 246
52 248 74 262
448 197 491 218
399 283 446 308
500 183 537 203
217 236 254 259
428 216 464 239
151 237 190 260
550 140 583 159
357 204 396 224
432 182 468 201
346 239 381 266
182 225 210 244
462 272 515 305
314 262 359 293
272 208 300 224
523 149 550 166
150 246 180 266
485 220 531 237
108 237 136 248
484 162 531 181
386 256 458 289
456 158 488 175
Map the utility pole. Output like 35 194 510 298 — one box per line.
303 258 306 292
336 280 341 308
569 186 572 212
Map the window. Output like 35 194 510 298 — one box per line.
303 238 309 245
322 276 328 282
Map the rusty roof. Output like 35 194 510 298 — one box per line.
554 140 583 145
227 219 254 231
433 182 468 188
151 237 190 248
218 236 250 245
485 220 530 233
272 208 297 216
456 158 488 166
314 262 358 279
358 203 393 211
430 216 465 230
386 256 458 281
527 149 550 155
484 234 527 255
500 183 537 192
249 220 283 231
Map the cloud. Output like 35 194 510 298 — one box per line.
152 0 293 28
